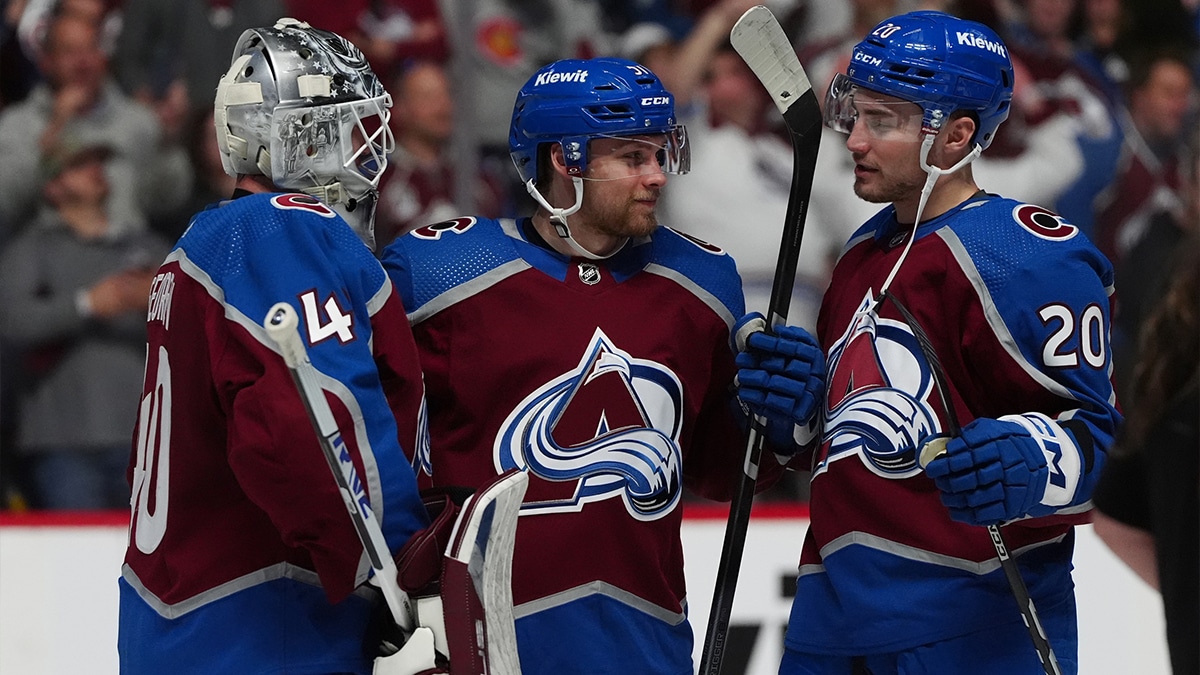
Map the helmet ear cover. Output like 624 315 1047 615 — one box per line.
828 10 1014 150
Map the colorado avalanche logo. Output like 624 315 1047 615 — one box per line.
817 293 942 479
494 328 683 521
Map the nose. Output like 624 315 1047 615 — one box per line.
643 164 668 188
845 122 870 154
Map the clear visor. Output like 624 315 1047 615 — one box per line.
271 94 395 193
823 74 926 140
583 126 690 181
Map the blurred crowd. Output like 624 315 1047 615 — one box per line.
0 0 1196 510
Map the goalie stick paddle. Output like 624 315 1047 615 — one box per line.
700 7 822 675
263 302 413 633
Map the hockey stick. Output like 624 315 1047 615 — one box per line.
263 302 413 632
700 7 822 675
886 293 1063 675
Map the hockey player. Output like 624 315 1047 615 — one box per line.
118 19 521 675
380 57 826 674
776 11 1122 674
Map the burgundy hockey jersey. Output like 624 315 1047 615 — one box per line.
118 193 429 674
382 216 772 675
787 194 1120 655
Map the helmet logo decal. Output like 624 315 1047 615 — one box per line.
494 328 683 521
956 31 1008 57
642 96 670 106
816 293 942 480
534 69 589 86
853 52 883 67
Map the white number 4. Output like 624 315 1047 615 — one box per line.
300 291 355 345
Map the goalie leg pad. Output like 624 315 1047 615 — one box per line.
386 470 528 675
442 469 527 675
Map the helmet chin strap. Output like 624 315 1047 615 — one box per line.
873 135 982 309
524 177 622 260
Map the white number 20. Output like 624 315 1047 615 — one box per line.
1039 303 1106 369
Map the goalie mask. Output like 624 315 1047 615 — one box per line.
214 17 394 249
824 10 1014 151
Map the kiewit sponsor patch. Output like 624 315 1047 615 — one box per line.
535 69 589 86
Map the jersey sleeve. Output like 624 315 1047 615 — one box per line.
189 194 428 601
946 210 1121 514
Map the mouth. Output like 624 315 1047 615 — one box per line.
854 163 877 180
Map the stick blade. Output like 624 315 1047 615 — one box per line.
730 6 813 117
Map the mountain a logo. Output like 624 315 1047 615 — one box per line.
494 328 683 521
816 293 942 479
535 69 589 86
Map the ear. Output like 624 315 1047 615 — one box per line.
548 143 571 177
942 115 978 154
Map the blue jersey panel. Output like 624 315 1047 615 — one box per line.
515 595 694 675
181 192 425 551
118 577 374 675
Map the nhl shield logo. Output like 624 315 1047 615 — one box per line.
578 263 601 285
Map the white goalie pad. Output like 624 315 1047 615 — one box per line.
375 469 528 675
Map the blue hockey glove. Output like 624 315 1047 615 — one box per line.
923 415 1073 526
732 312 826 451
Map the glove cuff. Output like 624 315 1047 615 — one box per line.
998 413 1082 510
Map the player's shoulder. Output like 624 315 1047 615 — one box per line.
180 192 378 283
649 226 745 318
381 216 525 309
944 195 1114 287
947 195 1106 258
184 192 344 247
384 216 519 270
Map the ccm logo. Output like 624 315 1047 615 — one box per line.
642 96 670 106
853 52 883 66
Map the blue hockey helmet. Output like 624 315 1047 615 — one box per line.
508 57 689 184
826 11 1014 150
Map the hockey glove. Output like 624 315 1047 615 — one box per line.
732 312 826 452
923 414 1078 526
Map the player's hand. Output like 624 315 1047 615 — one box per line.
922 417 1057 526
732 312 825 451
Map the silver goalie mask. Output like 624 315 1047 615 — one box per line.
214 18 394 249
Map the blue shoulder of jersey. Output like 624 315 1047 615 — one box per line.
380 217 525 314
650 226 746 321
946 196 1115 302
178 192 388 329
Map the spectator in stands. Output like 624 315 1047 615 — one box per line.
0 6 192 241
1099 54 1198 396
0 137 170 510
1093 48 1196 266
285 0 448 83
111 0 285 120
993 0 1125 239
149 107 236 242
443 0 620 213
375 59 505 248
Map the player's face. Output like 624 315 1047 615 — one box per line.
578 134 669 238
842 90 927 204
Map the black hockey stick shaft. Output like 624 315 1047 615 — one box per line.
263 302 413 631
701 7 822 675
893 293 1062 675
